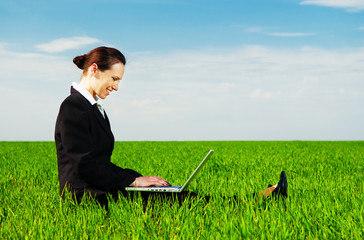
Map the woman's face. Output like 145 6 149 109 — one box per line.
91 63 125 99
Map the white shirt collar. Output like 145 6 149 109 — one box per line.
72 82 97 105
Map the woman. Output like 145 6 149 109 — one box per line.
55 46 288 210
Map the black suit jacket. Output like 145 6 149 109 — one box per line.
55 87 141 199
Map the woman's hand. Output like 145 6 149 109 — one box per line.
130 176 171 187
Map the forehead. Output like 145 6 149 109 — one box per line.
107 63 125 76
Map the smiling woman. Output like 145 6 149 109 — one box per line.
54 46 172 210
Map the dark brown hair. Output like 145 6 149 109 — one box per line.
73 46 126 75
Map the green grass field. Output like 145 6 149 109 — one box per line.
1 141 363 239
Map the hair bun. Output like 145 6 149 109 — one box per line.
73 54 86 69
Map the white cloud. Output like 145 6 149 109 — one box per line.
1 43 364 140
266 32 315 37
0 44 78 140
35 37 101 53
300 0 364 12
358 26 364 30
108 45 364 140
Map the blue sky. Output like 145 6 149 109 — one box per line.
1 0 364 140
2 0 364 51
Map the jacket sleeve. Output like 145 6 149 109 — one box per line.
57 98 141 191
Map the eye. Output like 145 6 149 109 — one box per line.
112 77 120 81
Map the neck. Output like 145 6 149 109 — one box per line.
79 76 96 100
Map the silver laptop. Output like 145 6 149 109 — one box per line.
125 150 214 192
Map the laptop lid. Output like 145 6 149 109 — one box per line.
180 149 214 191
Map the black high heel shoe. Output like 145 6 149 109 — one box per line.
272 171 288 198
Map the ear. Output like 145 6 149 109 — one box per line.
90 63 98 74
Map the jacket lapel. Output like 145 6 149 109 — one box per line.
93 104 114 141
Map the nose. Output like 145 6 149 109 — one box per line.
113 81 120 91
